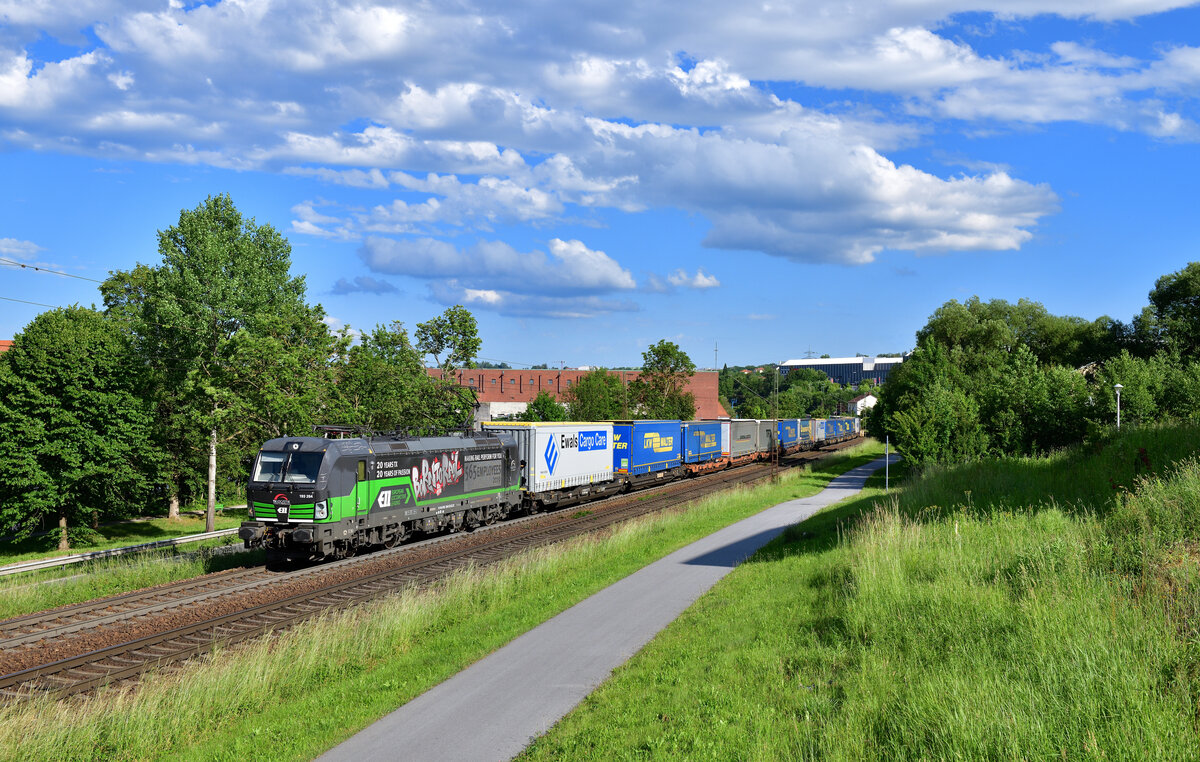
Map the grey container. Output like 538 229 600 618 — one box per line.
729 419 758 457
755 420 776 454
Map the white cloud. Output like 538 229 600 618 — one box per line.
7 0 1200 268
360 236 636 295
321 314 362 342
285 166 389 189
429 281 639 318
667 268 721 289
290 201 358 240
0 237 43 259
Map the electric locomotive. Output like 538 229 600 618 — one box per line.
238 432 519 563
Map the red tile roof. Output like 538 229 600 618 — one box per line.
428 368 730 420
0 340 12 353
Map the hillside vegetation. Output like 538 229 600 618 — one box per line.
523 423 1200 759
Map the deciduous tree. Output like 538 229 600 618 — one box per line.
564 369 627 420
519 390 567 422
630 340 696 420
0 307 158 549
102 194 313 531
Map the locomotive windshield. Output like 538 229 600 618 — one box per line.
251 451 324 484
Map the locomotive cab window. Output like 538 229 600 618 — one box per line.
252 452 286 482
252 451 323 483
284 453 323 483
357 461 367 482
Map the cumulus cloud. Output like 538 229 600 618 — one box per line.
360 236 636 295
429 281 639 318
321 314 362 342
667 268 721 289
289 201 358 240
357 234 641 317
6 0 1199 270
0 237 43 259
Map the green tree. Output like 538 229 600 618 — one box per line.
416 305 484 432
564 369 627 420
1095 350 1164 426
889 379 988 466
630 340 697 420
0 307 159 549
519 390 567 421
416 305 481 372
102 194 314 531
1149 262 1200 359
334 321 427 432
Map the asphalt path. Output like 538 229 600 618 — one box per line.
319 454 896 762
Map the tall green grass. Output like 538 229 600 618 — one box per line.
523 425 1200 760
0 443 884 761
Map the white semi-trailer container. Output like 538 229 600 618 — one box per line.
481 422 614 493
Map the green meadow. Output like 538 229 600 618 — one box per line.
523 423 1200 760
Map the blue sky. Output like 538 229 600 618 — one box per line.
2 2 1199 369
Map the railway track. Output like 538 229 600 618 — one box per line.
0 439 861 703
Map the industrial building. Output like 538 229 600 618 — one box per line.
777 356 904 386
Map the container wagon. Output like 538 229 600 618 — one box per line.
682 420 725 474
612 419 685 483
481 422 618 510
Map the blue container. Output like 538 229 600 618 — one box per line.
682 421 723 463
777 419 800 448
796 418 816 444
612 420 683 475
827 418 852 439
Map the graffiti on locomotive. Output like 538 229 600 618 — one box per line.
412 451 464 499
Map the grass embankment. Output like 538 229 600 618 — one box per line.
0 442 885 761
522 424 1200 760
0 509 249 566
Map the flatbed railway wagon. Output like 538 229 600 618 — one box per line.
481 421 619 510
682 420 724 474
825 417 858 444
612 419 686 484
777 419 800 454
239 432 520 562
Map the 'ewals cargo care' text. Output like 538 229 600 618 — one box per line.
561 430 608 451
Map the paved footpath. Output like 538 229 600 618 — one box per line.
320 455 896 762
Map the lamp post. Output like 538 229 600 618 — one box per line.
1114 383 1123 430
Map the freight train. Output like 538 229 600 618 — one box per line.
238 417 861 563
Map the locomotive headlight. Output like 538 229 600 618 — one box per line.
314 500 328 520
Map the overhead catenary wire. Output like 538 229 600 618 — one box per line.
0 257 107 284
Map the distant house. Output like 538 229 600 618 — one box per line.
848 393 878 415
0 340 12 353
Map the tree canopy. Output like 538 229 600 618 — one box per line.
564 369 628 420
0 307 159 549
102 193 325 530
630 340 697 420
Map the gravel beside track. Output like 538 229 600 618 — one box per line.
0 439 861 703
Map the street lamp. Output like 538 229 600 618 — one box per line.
1114 383 1123 430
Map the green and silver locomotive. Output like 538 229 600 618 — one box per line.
238 432 520 563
